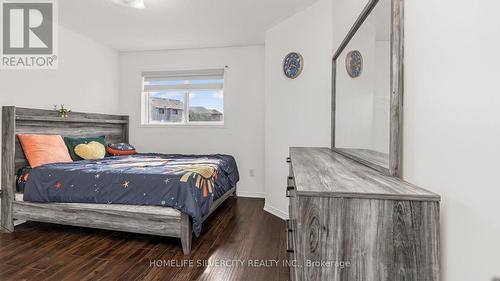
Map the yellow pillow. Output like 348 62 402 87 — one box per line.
74 141 106 160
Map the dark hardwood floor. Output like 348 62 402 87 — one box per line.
0 198 289 281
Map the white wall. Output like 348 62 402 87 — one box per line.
0 26 119 114
264 0 332 219
333 0 500 280
119 46 265 198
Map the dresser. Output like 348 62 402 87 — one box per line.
286 147 440 281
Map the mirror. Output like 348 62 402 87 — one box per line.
332 0 403 177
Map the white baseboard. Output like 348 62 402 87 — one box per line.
236 191 265 198
263 204 289 220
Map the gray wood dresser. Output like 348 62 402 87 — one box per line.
286 147 440 281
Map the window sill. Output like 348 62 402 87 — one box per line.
139 123 226 129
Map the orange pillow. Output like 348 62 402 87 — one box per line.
18 134 73 168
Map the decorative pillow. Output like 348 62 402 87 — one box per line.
74 141 106 160
17 134 73 168
106 143 137 156
16 166 32 193
64 136 106 161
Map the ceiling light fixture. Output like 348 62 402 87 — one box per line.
111 0 145 9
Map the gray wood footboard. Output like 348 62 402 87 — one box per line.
12 200 183 237
0 106 237 256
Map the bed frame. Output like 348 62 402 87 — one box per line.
0 106 236 255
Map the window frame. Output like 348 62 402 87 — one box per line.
140 68 226 128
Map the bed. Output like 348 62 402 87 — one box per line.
0 106 238 255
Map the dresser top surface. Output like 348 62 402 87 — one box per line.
290 147 440 201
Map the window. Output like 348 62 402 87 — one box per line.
141 69 224 125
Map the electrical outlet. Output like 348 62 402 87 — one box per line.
249 169 255 177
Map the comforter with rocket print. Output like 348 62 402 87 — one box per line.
23 153 239 236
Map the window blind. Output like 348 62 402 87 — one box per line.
142 68 224 91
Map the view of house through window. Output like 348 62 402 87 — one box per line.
142 69 224 125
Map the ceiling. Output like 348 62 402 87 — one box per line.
59 0 318 52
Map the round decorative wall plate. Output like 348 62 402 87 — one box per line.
283 52 304 79
345 50 363 78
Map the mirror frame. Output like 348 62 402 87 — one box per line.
331 0 404 177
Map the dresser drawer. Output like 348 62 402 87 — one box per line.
286 177 295 198
287 174 297 229
287 173 295 187
288 252 296 281
285 219 297 281
285 219 294 251
286 160 296 198
288 196 297 225
287 156 293 178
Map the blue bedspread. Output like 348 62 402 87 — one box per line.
23 153 239 236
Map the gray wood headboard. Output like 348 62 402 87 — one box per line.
2 106 129 174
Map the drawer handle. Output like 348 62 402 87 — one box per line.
286 157 291 163
287 249 295 253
